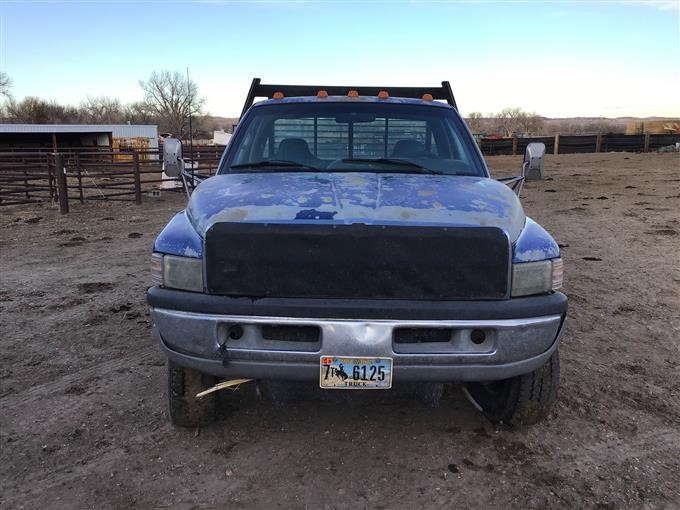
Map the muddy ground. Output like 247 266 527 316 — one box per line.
1 152 679 509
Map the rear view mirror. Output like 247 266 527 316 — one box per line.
163 138 184 178
522 142 545 181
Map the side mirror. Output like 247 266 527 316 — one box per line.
522 142 545 181
162 138 184 178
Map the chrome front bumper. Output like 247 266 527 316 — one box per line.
151 308 565 382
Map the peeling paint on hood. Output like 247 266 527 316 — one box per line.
187 172 526 242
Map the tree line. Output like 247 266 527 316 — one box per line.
0 70 210 138
466 108 543 137
0 70 627 137
465 108 626 136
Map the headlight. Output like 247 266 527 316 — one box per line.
511 258 563 297
150 253 203 292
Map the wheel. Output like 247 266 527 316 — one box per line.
167 359 217 427
465 350 560 426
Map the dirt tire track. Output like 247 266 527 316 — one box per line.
0 345 155 413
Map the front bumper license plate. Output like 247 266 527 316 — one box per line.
319 356 393 389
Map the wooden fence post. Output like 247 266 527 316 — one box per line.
512 137 518 156
644 133 650 153
133 151 142 205
595 133 602 153
54 153 69 214
554 134 560 155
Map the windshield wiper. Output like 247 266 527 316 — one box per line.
340 158 439 174
230 160 320 171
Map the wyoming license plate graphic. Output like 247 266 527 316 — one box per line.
319 356 393 389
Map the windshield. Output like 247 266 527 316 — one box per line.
220 102 487 176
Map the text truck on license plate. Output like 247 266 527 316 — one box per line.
319 356 393 389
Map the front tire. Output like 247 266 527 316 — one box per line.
167 360 217 427
465 350 560 426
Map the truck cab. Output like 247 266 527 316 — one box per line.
149 79 566 427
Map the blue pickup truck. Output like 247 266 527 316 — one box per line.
148 79 566 427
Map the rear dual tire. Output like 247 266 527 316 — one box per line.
465 350 560 426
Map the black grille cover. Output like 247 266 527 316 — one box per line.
205 223 509 300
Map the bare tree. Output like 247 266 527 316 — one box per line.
465 112 485 133
79 96 125 123
124 101 155 125
138 70 205 138
6 96 78 123
0 73 11 118
494 107 544 137
520 113 544 136
0 72 11 98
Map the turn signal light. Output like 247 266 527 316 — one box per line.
150 253 163 286
551 258 564 290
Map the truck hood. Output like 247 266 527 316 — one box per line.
187 172 526 242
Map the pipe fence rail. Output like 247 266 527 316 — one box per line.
1 133 678 212
0 147 222 211
0 152 55 206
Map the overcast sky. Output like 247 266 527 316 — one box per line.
1 0 679 118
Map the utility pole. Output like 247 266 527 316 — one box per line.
187 66 195 186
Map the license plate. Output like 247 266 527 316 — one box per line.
319 356 393 389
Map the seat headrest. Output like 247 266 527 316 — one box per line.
392 139 425 157
276 138 313 162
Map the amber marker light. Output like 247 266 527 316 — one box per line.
317 90 329 98
378 90 389 99
422 93 433 101
347 90 359 97
272 91 284 99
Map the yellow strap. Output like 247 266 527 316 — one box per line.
195 378 253 398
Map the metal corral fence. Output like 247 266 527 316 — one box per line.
1 134 679 211
0 147 222 211
480 133 680 156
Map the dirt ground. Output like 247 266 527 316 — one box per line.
1 152 679 509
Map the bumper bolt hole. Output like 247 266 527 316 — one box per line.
470 329 486 344
228 325 244 340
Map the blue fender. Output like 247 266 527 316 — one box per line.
513 217 560 263
154 210 203 258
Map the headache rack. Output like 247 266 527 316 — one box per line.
240 78 457 117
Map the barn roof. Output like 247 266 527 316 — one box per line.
0 124 158 138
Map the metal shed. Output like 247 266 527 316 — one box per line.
0 124 159 152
